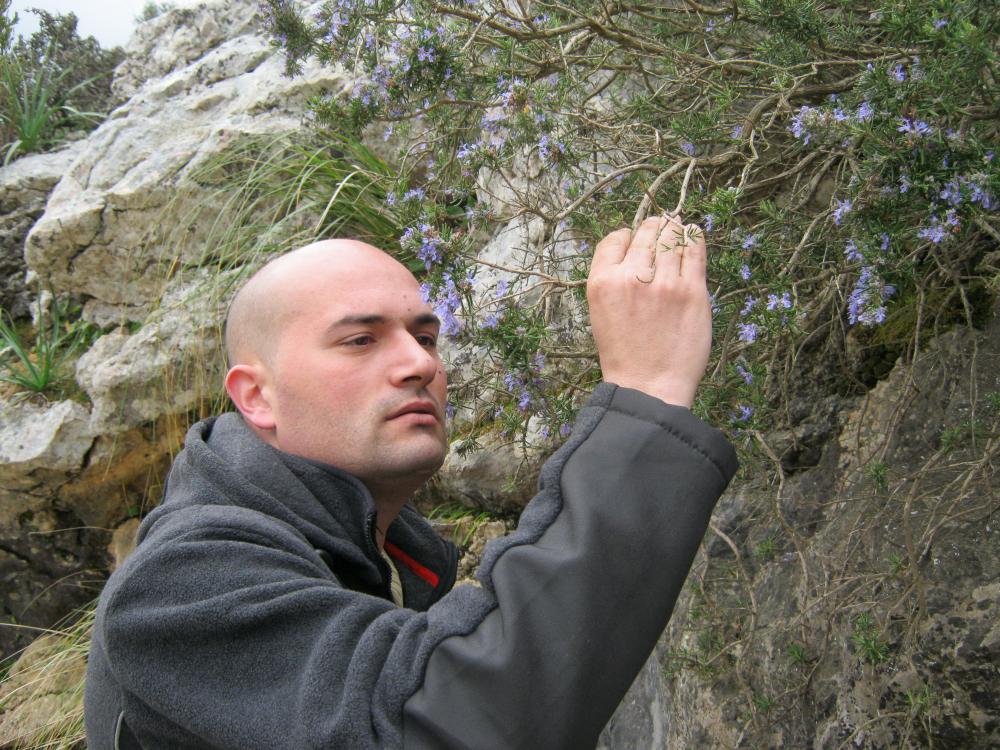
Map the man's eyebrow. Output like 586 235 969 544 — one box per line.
325 313 441 331
328 315 386 328
414 313 441 328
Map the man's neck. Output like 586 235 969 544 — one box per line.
373 505 405 551
367 483 419 551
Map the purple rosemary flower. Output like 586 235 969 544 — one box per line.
767 291 793 310
789 106 814 143
738 322 759 343
844 239 863 262
832 199 853 225
917 217 947 244
898 118 933 137
847 266 894 326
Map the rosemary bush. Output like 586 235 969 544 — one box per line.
248 13 1000 739
258 0 999 449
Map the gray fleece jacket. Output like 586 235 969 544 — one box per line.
84 383 738 749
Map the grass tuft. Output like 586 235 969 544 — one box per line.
0 296 93 396
0 604 94 749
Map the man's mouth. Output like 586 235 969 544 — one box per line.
386 401 440 424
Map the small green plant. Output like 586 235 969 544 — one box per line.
752 693 775 713
887 552 905 576
905 684 933 713
425 502 497 546
985 391 1000 415
866 460 889 492
786 642 807 666
852 612 890 666
690 626 730 679
939 420 986 452
754 535 777 560
0 297 90 395
183 131 404 270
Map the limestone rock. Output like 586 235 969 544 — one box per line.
112 0 261 102
0 490 105 661
75 273 229 435
25 0 348 312
656 305 1000 749
58 417 185 530
109 518 142 570
475 143 563 222
0 399 93 490
0 396 104 660
597 648 670 750
436 440 541 513
453 520 510 582
0 143 85 319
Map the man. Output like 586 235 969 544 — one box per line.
85 214 738 749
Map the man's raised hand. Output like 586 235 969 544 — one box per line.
586 214 712 408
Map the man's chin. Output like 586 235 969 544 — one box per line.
386 437 448 477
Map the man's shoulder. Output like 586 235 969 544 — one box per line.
136 500 313 554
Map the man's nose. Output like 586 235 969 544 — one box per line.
390 334 439 386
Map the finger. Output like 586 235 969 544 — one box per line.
679 222 708 279
590 227 632 273
622 215 667 273
656 222 686 280
654 215 686 277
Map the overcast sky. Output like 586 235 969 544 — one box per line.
9 0 198 49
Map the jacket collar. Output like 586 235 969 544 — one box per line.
152 412 457 609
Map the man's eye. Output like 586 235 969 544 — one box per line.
346 335 374 346
416 334 438 347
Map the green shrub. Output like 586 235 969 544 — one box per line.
0 0 123 162
136 2 176 23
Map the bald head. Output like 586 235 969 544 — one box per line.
221 236 448 501
224 239 414 369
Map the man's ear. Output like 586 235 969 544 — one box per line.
224 364 277 431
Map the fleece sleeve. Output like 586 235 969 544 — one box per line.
401 383 738 748
94 383 736 750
